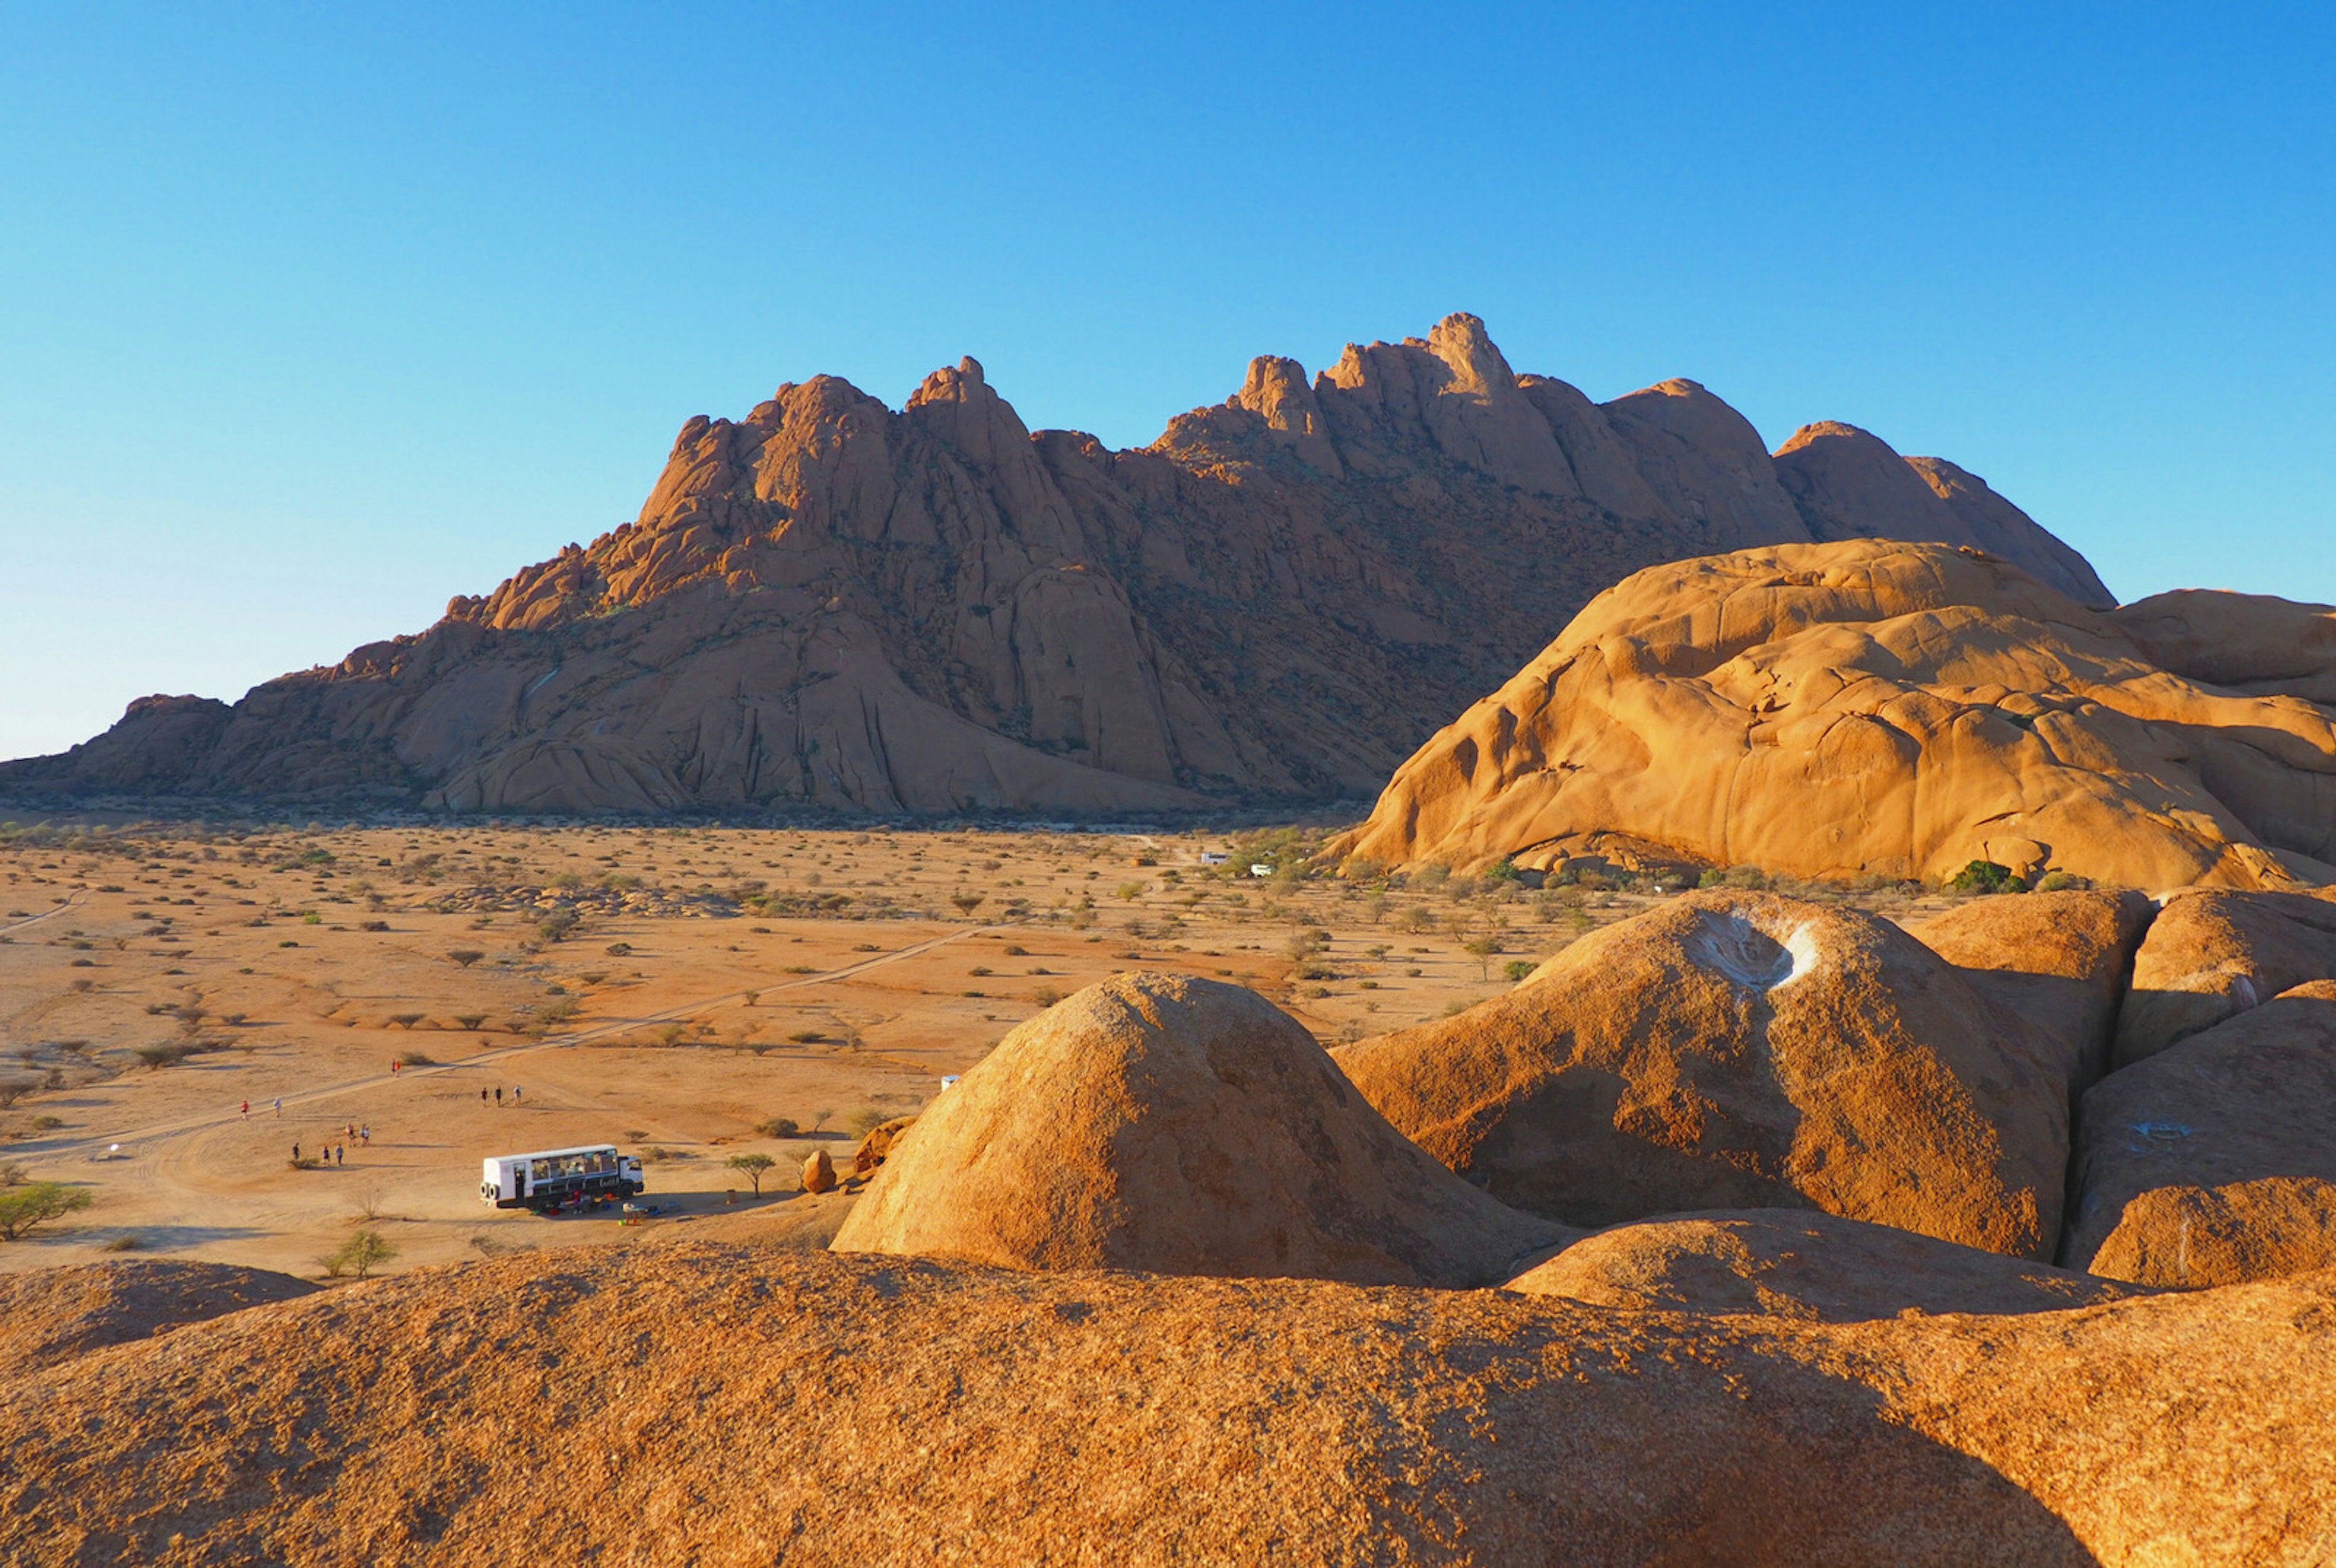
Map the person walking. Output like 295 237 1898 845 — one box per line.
292 1142 301 1164
274 1097 282 1117
496 1086 504 1106
512 1085 521 1104
240 1100 249 1119
480 1088 488 1105
335 1143 344 1167
360 1124 370 1145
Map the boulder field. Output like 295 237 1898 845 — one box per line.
10 922 2336 1562
2 316 2108 817
1332 539 2336 892
1331 893 2071 1257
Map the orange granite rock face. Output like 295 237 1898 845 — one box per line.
2 1241 2329 1564
1332 892 2071 1258
1333 539 2336 890
832 972 1564 1286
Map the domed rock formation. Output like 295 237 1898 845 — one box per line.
2067 982 2336 1287
2113 888 2336 1066
2 1241 2328 1563
830 972 1564 1286
0 1260 315 1378
2 316 2109 816
1332 539 2336 890
1504 1209 2149 1323
2109 588 2336 706
1329 892 2070 1258
1902 889 2156 1095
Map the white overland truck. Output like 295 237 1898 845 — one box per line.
481 1144 644 1215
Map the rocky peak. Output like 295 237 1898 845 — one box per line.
1313 311 1579 494
1233 355 1341 472
1773 420 1964 546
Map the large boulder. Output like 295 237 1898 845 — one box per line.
2067 982 2336 1286
830 973 1563 1286
1902 888 2156 1095
1505 1209 2150 1323
2113 889 2336 1066
1330 540 2336 891
1331 892 2069 1258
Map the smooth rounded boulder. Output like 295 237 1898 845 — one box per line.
830 972 1565 1285
1331 892 2069 1258
1902 888 2154 1095
2113 889 2336 1067
2067 981 2336 1286
1504 1210 2149 1323
801 1149 837 1195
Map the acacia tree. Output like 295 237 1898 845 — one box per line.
725 1152 776 1195
0 1182 94 1241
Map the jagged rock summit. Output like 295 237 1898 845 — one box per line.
4 315 2110 816
1334 538 2336 890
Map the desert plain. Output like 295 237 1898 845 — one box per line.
1 813 1882 1279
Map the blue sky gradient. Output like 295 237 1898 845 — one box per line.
2 2 2331 759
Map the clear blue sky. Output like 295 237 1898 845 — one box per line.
3 3 2331 761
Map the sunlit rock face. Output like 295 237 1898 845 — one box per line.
2 315 2110 816
1333 539 2336 892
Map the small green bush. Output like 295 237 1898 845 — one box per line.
322 1227 397 1280
1948 859 2020 895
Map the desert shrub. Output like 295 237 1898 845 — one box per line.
360 920 389 933
1503 959 1537 982
102 1233 141 1252
2035 870 2090 892
1032 985 1063 1008
394 1049 436 1066
787 1030 825 1044
847 1107 889 1137
0 1181 94 1241
756 1117 801 1139
30 1115 63 1132
134 1043 198 1069
537 909 579 943
321 1227 397 1280
604 942 633 957
1002 944 1029 956
1947 859 2019 895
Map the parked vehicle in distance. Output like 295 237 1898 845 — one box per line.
481 1145 644 1215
